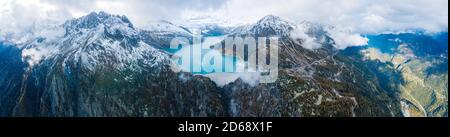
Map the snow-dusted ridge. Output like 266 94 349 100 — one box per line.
20 11 170 71
142 20 192 36
18 12 368 89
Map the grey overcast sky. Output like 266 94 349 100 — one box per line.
1 0 448 39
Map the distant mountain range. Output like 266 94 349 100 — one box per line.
343 32 448 117
0 11 447 117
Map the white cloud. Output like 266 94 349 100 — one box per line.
290 26 322 50
203 72 261 87
0 0 72 43
209 0 448 34
1 0 448 43
327 28 369 49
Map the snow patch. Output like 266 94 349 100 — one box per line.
314 95 323 105
21 45 57 68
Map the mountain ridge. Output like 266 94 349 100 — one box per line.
0 11 446 117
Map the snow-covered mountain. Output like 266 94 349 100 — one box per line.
229 15 295 37
142 20 192 36
1 11 445 117
21 11 170 71
0 12 226 116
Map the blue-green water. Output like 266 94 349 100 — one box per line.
164 39 241 74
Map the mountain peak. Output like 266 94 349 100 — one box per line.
61 11 138 40
249 15 296 37
64 11 133 30
258 15 283 23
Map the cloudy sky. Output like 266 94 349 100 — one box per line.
0 0 448 42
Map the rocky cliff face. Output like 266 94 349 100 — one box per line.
0 12 227 117
1 12 437 117
343 33 448 117
220 15 402 117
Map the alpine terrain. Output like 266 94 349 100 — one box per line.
0 12 447 117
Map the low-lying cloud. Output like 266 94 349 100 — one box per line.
327 29 369 49
1 0 448 44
